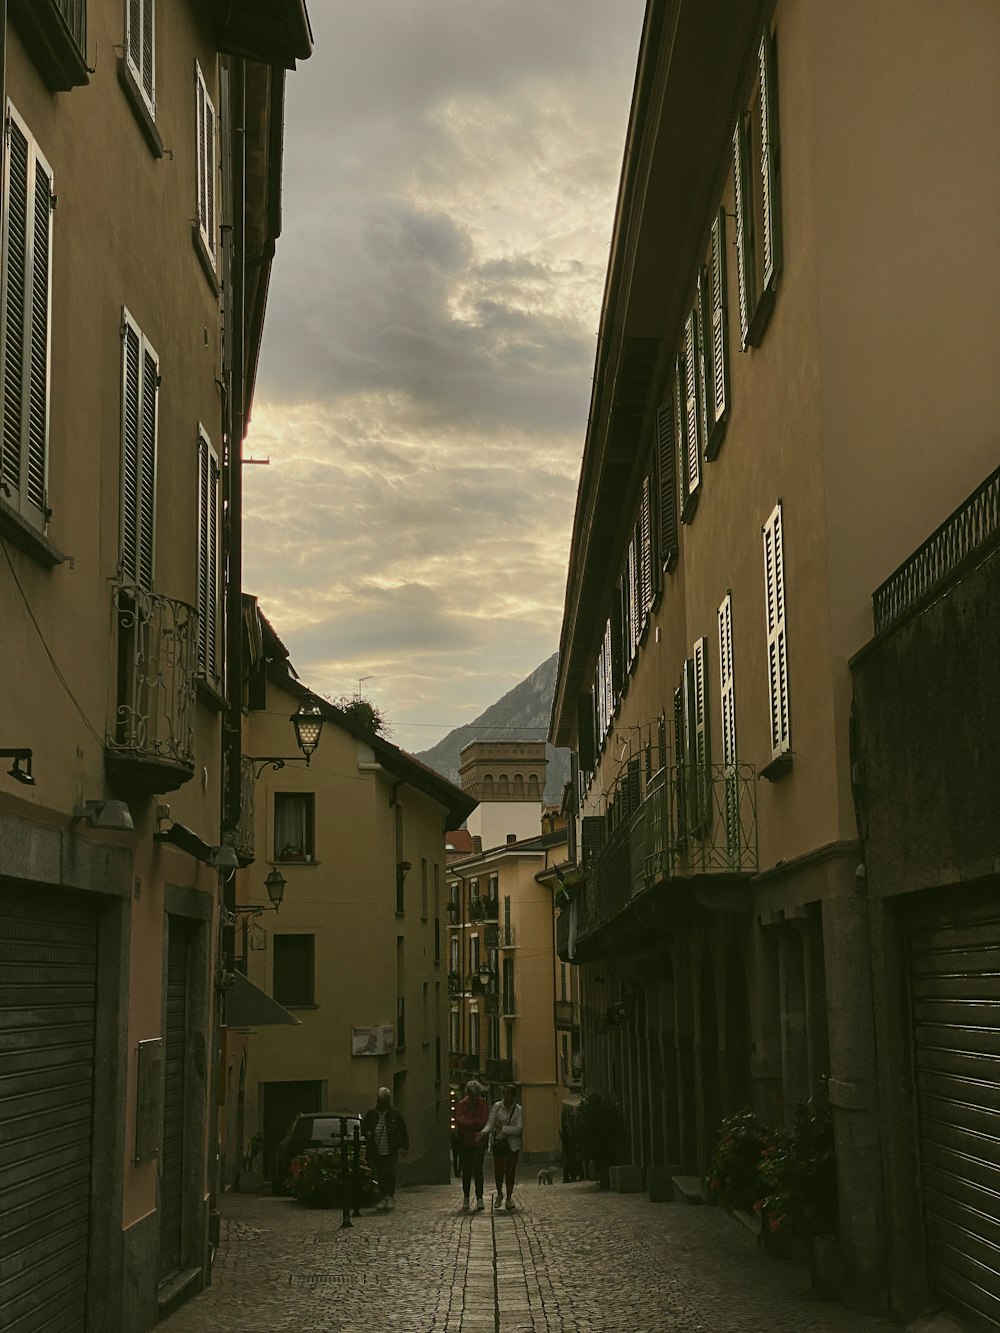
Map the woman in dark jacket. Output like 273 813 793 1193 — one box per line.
361 1087 409 1211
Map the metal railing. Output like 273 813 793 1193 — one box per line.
554 1000 580 1029
873 463 1000 634
501 990 516 1017
499 925 516 948
469 896 499 921
485 1058 513 1083
579 762 757 941
107 584 198 770
225 756 257 864
53 0 87 56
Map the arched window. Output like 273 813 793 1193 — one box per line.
497 774 510 798
512 774 524 799
527 774 539 800
481 774 494 798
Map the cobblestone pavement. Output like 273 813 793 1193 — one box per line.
160 1181 903 1333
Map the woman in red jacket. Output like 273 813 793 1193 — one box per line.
453 1079 489 1211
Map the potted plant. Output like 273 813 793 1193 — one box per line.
707 1109 775 1215
288 1146 378 1209
574 1089 621 1189
758 1090 840 1282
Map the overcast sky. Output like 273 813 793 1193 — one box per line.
243 0 646 754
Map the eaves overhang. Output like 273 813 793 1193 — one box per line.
550 0 767 748
215 0 313 69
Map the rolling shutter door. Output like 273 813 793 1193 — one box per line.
911 894 1000 1331
159 919 190 1281
0 888 97 1332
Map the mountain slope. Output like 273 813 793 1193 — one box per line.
415 654 570 806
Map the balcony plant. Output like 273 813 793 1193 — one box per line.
288 1147 378 1209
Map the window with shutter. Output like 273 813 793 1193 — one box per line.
680 322 702 521
197 428 220 683
733 26 781 349
195 62 217 264
692 637 711 835
717 593 739 861
126 0 155 117
626 535 638 668
576 693 596 775
120 309 158 588
656 401 679 573
639 474 653 616
762 501 792 777
672 685 686 850
0 106 53 530
603 619 613 735
707 210 730 457
611 581 624 702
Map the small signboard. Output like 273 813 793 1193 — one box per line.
351 1024 394 1056
135 1038 163 1163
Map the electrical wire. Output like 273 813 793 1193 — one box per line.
1 540 105 747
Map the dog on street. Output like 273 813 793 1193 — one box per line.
536 1167 554 1185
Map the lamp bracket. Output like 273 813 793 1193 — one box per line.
228 904 278 927
247 756 311 780
1 748 35 786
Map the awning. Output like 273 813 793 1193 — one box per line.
225 971 301 1027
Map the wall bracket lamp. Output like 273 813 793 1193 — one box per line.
1 748 35 786
246 700 325 779
230 868 286 926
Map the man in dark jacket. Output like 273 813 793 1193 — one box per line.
361 1087 409 1211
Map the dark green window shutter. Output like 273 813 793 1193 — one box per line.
577 693 596 773
672 684 686 848
656 402 679 572
692 635 711 834
121 311 158 588
696 270 710 461
708 209 729 456
1 117 29 510
581 816 606 870
732 116 753 349
759 27 782 291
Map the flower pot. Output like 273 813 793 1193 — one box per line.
810 1234 846 1300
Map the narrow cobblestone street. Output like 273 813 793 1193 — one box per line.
160 1181 904 1333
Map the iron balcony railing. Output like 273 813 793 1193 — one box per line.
485 1058 513 1083
873 462 1000 634
579 762 758 942
501 990 516 1017
107 584 198 784
555 910 571 961
554 1000 580 1029
55 0 87 54
225 756 257 864
499 925 516 948
469 896 499 922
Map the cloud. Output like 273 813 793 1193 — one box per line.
244 0 646 753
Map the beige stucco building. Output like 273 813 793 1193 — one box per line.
0 4 310 1327
231 611 476 1187
550 0 1000 1324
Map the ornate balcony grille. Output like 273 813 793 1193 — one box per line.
226 756 257 864
872 463 1000 634
485 1057 513 1083
554 1000 580 1029
106 584 198 791
579 761 758 943
499 925 516 948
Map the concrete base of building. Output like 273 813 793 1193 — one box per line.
610 1164 645 1192
671 1175 704 1204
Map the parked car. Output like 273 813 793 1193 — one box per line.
271 1110 362 1196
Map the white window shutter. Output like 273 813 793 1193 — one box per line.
656 400 679 571
763 502 790 758
603 618 613 737
120 311 157 588
718 592 739 861
1 110 52 527
692 636 710 833
196 63 217 261
709 209 729 439
732 119 751 348
127 0 155 114
639 474 653 616
759 28 781 291
139 345 157 588
627 534 638 667
696 271 710 458
197 429 221 681
682 316 700 505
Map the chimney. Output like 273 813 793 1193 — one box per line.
472 835 483 854
506 833 517 844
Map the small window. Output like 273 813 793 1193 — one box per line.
274 792 315 861
468 1011 479 1058
733 26 781 348
420 857 428 920
272 934 314 1006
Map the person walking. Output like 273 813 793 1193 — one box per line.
361 1087 409 1212
482 1083 523 1211
453 1078 489 1211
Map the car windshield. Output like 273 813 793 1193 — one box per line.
298 1116 359 1143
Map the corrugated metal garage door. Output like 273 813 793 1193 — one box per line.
0 888 97 1331
159 918 190 1282
911 895 1000 1332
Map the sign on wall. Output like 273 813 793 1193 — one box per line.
351 1025 394 1056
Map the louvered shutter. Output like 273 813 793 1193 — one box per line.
696 272 710 459
672 684 687 849
732 117 752 348
127 0 155 113
197 430 220 681
763 502 790 758
627 535 638 667
1 110 52 527
604 619 613 728
611 584 624 701
692 637 711 834
121 312 157 588
682 318 701 509
709 210 729 448
577 693 596 774
639 475 653 616
581 816 606 870
718 593 739 862
759 28 782 291
195 63 217 262
656 402 678 572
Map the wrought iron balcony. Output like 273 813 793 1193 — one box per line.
484 1058 513 1084
873 462 1000 635
555 909 571 962
106 584 199 794
499 925 516 948
576 762 758 958
554 1000 580 1030
9 0 88 90
484 923 499 949
224 756 257 866
469 895 499 922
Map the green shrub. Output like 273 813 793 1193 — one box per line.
759 1091 838 1237
708 1109 776 1212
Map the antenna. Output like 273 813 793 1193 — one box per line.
358 673 373 696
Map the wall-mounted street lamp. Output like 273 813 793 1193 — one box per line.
248 700 325 779
232 867 287 924
1 748 35 786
